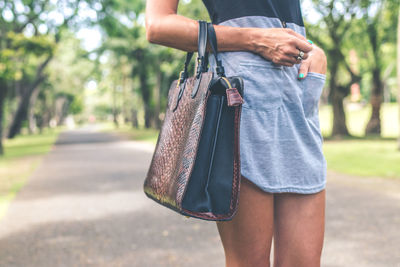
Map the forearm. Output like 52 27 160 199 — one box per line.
146 13 256 53
145 0 313 66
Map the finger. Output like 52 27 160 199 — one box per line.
285 47 310 60
280 54 299 65
286 28 308 41
295 57 303 65
272 57 295 67
278 61 295 67
298 60 311 79
293 39 313 53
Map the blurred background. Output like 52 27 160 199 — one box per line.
0 0 399 266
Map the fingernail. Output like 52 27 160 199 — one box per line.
307 39 313 44
298 73 304 79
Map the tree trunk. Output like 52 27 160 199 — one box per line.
7 82 43 138
154 71 162 129
331 85 350 137
144 105 153 128
139 68 153 128
397 9 400 150
0 82 7 155
28 87 41 134
365 17 383 136
328 61 350 137
112 86 119 128
122 74 130 124
135 49 154 129
365 68 383 135
55 96 69 126
39 109 51 133
8 90 31 138
131 109 139 128
8 56 50 138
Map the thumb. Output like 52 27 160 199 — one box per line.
298 60 311 80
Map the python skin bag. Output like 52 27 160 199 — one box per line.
143 21 244 221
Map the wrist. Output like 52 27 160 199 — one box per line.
247 28 261 53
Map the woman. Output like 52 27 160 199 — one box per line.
145 0 328 266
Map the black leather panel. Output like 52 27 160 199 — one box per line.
182 79 236 214
182 94 223 212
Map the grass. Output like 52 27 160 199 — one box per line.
320 102 400 178
323 139 400 178
0 129 61 219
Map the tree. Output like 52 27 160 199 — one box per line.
0 0 94 140
307 0 362 137
397 7 400 149
363 0 399 135
0 80 6 154
93 0 208 128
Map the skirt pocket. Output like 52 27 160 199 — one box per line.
300 72 326 118
237 61 284 113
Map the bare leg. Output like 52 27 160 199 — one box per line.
273 189 326 267
217 176 274 267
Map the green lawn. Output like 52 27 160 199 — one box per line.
0 129 60 218
323 139 400 178
320 103 400 178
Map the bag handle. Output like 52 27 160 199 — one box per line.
180 20 208 82
196 20 209 77
206 23 225 77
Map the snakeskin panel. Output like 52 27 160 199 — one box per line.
144 72 214 210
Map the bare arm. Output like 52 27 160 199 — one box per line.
146 0 324 69
145 0 251 53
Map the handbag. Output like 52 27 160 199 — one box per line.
143 20 244 221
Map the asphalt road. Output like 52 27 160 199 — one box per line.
0 128 399 267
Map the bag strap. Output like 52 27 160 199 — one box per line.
180 20 208 82
180 52 194 83
196 20 209 77
206 22 225 77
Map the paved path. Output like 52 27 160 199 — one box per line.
0 128 399 267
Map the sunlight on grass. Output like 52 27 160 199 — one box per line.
319 103 400 178
2 129 61 160
323 139 400 178
0 129 60 219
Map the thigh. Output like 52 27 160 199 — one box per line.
216 176 274 267
273 190 326 267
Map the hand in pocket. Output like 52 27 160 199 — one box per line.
298 46 327 79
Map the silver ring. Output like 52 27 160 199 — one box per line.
296 56 303 61
298 50 305 58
